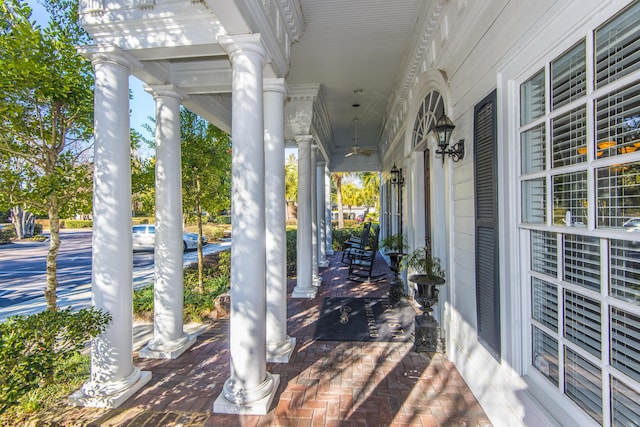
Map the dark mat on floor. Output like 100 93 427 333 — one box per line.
313 297 415 342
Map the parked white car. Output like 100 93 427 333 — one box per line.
132 225 206 251
623 217 640 232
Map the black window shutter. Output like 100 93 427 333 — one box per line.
474 89 501 360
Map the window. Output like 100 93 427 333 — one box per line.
520 3 640 425
412 91 444 148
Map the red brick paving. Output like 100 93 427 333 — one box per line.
40 252 492 426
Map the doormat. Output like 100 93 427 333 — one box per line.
313 297 415 342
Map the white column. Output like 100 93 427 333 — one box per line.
70 46 150 408
317 161 328 267
325 168 334 256
292 135 317 298
139 85 195 360
214 34 279 415
310 146 320 285
263 78 295 363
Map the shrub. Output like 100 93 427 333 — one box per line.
286 229 297 276
0 307 111 415
4 351 90 422
214 214 231 224
330 222 380 252
133 250 231 323
63 220 92 229
331 229 353 252
0 228 15 244
285 219 298 228
207 226 225 241
132 217 152 225
183 225 226 242
36 219 49 230
343 219 358 228
132 285 154 315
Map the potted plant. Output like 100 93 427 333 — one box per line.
403 245 447 352
380 233 406 254
402 245 445 286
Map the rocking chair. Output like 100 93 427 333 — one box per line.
346 225 384 282
341 221 372 264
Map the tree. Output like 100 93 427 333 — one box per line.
358 171 380 218
130 129 155 216
284 153 298 219
332 172 349 228
0 154 36 238
0 0 94 310
341 182 363 219
181 108 232 292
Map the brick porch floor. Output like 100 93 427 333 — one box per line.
40 252 492 426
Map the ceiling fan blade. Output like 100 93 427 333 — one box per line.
345 151 355 157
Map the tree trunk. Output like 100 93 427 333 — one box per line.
10 206 22 240
9 207 37 239
10 206 24 239
45 199 60 311
336 177 344 229
25 213 35 237
196 176 204 294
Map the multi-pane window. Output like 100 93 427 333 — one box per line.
520 3 640 425
412 91 444 148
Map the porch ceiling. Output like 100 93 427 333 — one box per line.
287 0 426 171
80 0 429 172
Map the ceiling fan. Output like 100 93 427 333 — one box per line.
345 117 377 157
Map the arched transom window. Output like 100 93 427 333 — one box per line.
412 91 445 148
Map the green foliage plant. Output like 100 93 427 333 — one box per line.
133 250 231 323
402 246 445 280
0 307 111 415
286 229 297 276
0 228 15 244
180 109 232 293
380 233 406 254
0 0 95 311
63 220 92 229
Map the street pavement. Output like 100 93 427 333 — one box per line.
0 230 230 322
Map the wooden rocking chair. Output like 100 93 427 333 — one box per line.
341 221 372 263
346 225 384 282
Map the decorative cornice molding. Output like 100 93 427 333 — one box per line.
310 87 333 161
285 84 331 166
380 0 448 154
137 0 155 10
80 1 222 50
81 0 104 16
222 0 295 78
287 83 321 103
277 0 305 42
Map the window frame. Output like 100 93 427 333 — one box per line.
516 3 640 425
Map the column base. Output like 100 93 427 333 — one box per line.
267 336 296 363
213 373 280 415
138 332 197 359
69 370 151 409
319 261 329 268
326 249 335 256
292 285 317 299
